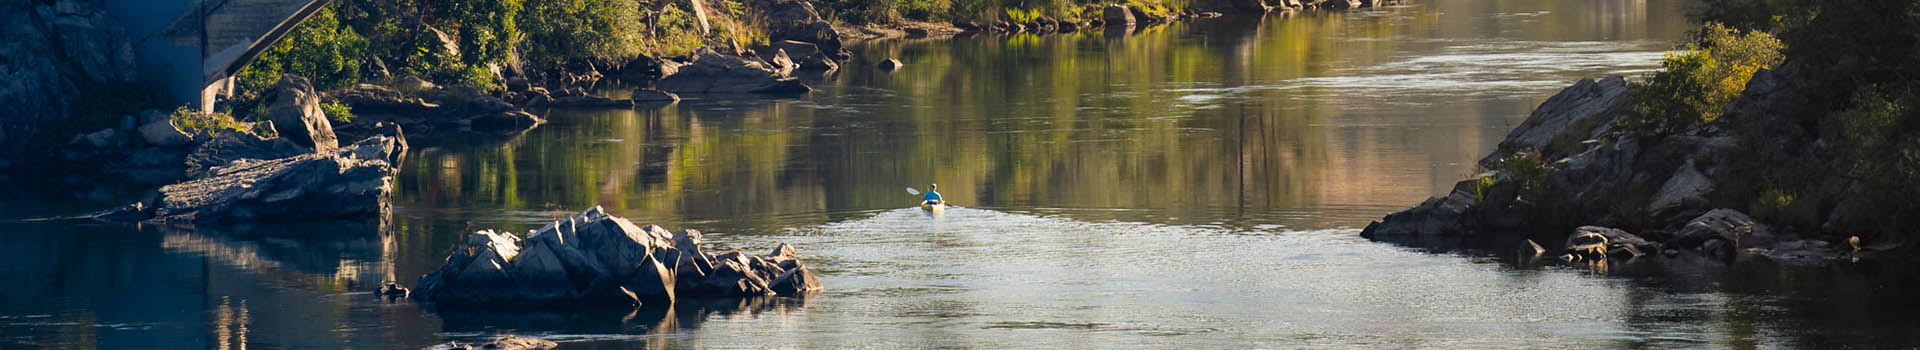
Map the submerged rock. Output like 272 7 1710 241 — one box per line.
413 207 820 308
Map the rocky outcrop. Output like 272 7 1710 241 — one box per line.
135 134 404 223
413 207 821 308
656 49 811 94
1364 61 1879 264
264 76 340 152
0 0 138 167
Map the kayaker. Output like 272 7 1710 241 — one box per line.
922 184 944 205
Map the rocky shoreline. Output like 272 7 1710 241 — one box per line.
1360 63 1889 265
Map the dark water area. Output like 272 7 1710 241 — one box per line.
8 0 1920 348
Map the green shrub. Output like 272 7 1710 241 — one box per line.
238 3 368 95
320 99 356 124
170 107 254 134
1621 23 1783 135
519 0 646 67
1496 149 1551 201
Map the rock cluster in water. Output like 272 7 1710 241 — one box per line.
413 206 821 307
1361 63 1868 263
97 76 406 224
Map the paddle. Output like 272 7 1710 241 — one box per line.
906 187 921 195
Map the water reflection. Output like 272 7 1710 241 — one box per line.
12 0 1920 348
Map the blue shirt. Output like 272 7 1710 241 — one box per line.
923 191 943 202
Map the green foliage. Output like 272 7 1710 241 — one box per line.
238 3 368 94
519 0 646 67
1471 175 1497 204
648 5 706 56
320 99 356 123
1621 23 1783 135
170 107 253 134
1825 88 1920 194
1493 149 1551 201
1005 8 1042 23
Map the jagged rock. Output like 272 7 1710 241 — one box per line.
1670 209 1774 253
182 131 309 179
1480 76 1630 169
414 207 820 307
1561 226 1659 261
142 135 403 223
657 49 811 94
1103 5 1136 27
768 266 821 295
265 76 340 152
755 49 799 76
878 58 905 70
427 335 556 350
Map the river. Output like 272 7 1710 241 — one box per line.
6 0 1920 348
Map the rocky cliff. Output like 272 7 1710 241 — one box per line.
0 0 138 169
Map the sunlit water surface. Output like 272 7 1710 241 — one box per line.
7 0 1920 348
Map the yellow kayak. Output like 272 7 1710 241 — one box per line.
920 202 946 212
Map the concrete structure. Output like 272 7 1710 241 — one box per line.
107 0 332 112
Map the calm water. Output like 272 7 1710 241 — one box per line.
8 0 1920 348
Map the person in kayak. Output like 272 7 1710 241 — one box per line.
922 184 944 205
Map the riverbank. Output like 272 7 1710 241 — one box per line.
1361 4 1920 265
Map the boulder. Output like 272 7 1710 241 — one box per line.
141 135 404 223
265 76 341 152
1670 209 1774 253
138 117 192 147
1646 159 1713 217
1560 226 1658 261
413 207 821 307
656 49 812 94
768 266 821 295
395 76 437 94
1103 5 1136 27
